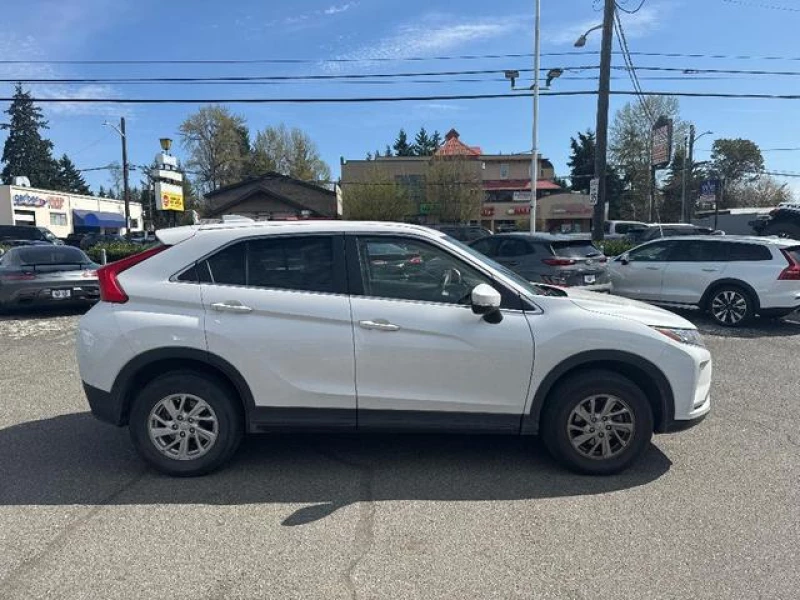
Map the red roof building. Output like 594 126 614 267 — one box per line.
435 129 482 157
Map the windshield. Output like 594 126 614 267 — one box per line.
445 236 542 296
551 241 602 258
16 246 91 266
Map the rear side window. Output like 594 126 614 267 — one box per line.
197 236 336 293
551 241 601 258
497 239 530 257
727 243 772 261
784 247 800 264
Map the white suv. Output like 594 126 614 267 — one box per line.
77 221 712 476
608 236 800 326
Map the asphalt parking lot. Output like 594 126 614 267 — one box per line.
0 307 798 600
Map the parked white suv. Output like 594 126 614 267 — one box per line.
77 221 712 476
608 236 800 326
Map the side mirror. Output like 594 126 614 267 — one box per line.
620 253 630 266
471 283 502 323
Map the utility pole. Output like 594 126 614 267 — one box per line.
120 117 131 239
591 0 615 242
530 0 541 233
685 124 696 223
681 134 689 223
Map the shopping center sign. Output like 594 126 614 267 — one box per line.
12 192 66 210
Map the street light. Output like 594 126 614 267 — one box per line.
103 118 131 238
574 24 603 47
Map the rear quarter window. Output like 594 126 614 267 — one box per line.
727 243 772 261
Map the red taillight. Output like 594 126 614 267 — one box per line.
0 272 36 281
778 249 800 281
407 255 423 265
97 245 168 303
542 258 577 266
597 257 608 263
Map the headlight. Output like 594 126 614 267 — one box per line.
652 327 706 348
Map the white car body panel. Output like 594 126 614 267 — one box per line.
350 297 533 414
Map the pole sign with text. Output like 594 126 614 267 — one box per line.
589 178 599 206
698 179 720 206
154 182 185 212
651 117 673 169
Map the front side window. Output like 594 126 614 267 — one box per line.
669 240 726 262
497 239 530 257
470 237 495 256
356 237 492 305
628 241 674 262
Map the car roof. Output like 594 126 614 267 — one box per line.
490 232 590 242
645 234 798 246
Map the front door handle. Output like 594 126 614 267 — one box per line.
645 266 661 270
359 319 400 332
211 301 253 314
702 268 718 272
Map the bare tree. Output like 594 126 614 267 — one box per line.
250 124 331 182
341 165 413 221
728 175 793 208
426 156 483 224
179 105 249 193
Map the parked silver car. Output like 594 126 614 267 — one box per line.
470 233 611 291
0 245 100 311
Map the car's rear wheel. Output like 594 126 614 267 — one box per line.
129 371 243 477
541 370 653 475
707 286 754 327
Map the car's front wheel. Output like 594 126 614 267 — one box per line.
129 371 243 476
541 370 654 475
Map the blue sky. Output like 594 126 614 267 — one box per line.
1 0 800 195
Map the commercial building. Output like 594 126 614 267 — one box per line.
340 129 571 231
203 172 338 221
0 184 143 238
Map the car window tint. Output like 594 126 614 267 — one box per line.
497 239 529 257
551 241 601 257
470 238 493 255
669 240 723 261
248 236 334 293
176 264 200 282
204 242 246 286
727 242 772 261
604 222 611 234
629 242 673 262
357 237 491 305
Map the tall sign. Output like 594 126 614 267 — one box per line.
651 117 673 169
150 144 184 229
154 182 184 211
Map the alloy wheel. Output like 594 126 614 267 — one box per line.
147 394 219 461
566 394 635 460
711 290 748 325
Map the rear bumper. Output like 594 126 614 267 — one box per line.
0 284 99 307
82 382 125 426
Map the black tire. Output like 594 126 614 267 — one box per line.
762 222 800 239
541 370 654 475
706 285 754 327
129 370 244 477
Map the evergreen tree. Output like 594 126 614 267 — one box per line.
567 128 625 218
53 154 91 195
413 127 432 156
1 84 58 187
393 129 413 156
384 145 393 157
430 130 442 153
98 186 108 198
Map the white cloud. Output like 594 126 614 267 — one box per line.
547 5 663 45
324 3 356 15
328 14 525 69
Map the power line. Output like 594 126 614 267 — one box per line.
614 8 656 123
721 0 800 12
616 0 648 14
4 90 800 104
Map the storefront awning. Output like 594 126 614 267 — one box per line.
72 209 125 228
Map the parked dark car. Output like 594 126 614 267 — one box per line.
0 245 100 311
79 233 125 250
430 224 493 243
470 233 611 291
0 225 61 246
64 232 89 247
630 224 720 244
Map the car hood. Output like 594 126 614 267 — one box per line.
561 287 696 329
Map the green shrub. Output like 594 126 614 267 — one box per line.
87 242 154 264
597 239 634 257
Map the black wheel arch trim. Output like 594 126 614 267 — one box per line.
109 347 256 427
522 350 675 435
701 278 760 312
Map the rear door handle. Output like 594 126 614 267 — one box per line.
645 266 661 270
702 268 718 272
211 301 253 314
359 319 400 332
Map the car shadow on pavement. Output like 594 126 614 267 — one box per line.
0 305 90 321
0 413 672 525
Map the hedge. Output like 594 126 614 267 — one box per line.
87 242 155 264
597 239 634 257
